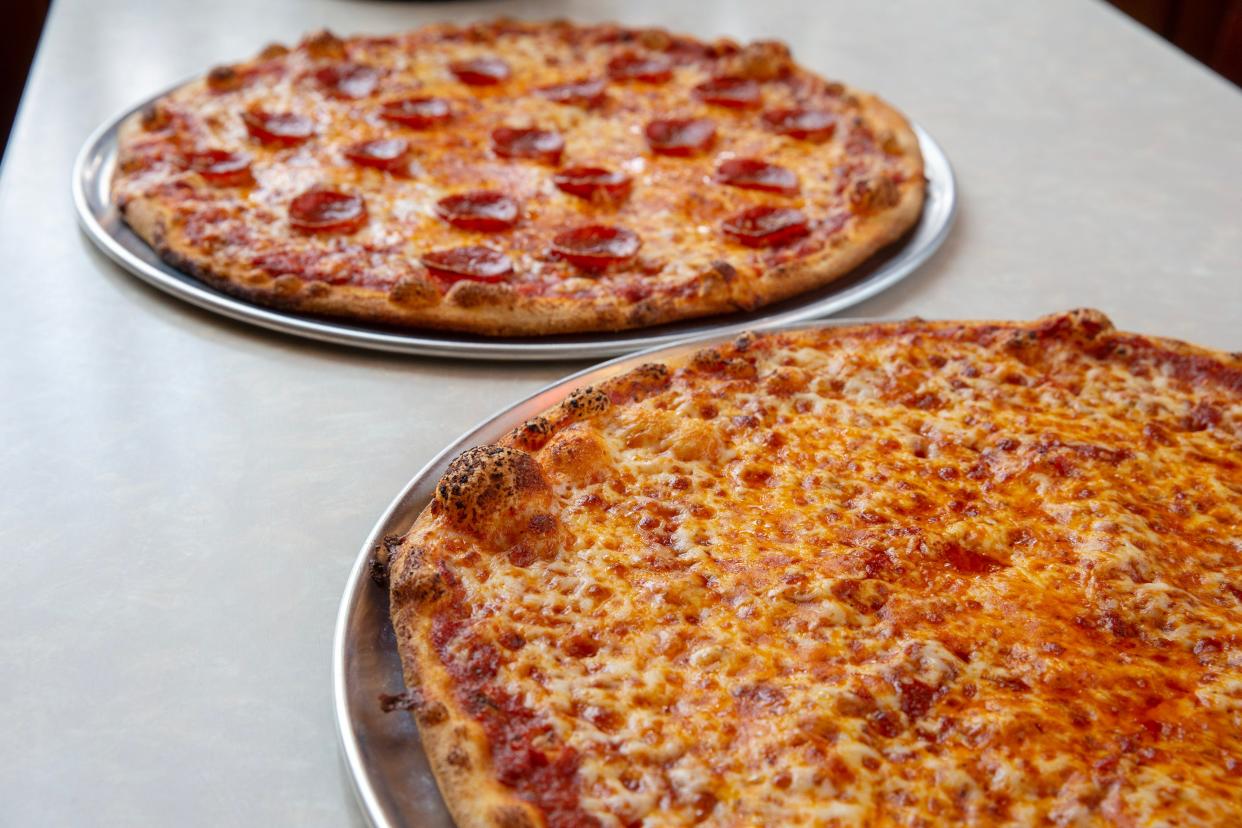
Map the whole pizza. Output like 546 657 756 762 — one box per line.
383 310 1242 826
112 19 925 337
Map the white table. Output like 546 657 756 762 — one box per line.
1 1 1238 824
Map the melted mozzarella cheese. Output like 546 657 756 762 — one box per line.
114 22 919 305
420 318 1242 826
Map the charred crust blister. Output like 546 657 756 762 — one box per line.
378 688 424 713
689 347 758 379
368 553 390 588
552 387 611 427
690 347 726 371
382 533 405 559
507 416 553 451
390 563 445 606
512 366 671 450
369 534 405 588
434 445 546 527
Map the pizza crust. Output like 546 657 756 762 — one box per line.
385 366 687 827
121 163 924 337
388 310 1242 826
387 605 542 828
389 442 567 827
737 94 926 311
113 21 928 337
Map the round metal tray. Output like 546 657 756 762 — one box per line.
73 84 955 361
333 318 868 826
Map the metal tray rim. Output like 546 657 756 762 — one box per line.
73 87 956 361
332 316 884 827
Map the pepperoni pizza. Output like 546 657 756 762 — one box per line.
112 20 925 337
383 310 1242 825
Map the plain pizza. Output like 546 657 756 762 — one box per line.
112 19 925 337
382 310 1242 826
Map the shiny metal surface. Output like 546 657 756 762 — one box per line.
334 320 867 828
76 103 956 360
4 1 1240 826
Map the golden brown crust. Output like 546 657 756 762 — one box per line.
386 355 696 827
392 614 540 825
388 551 541 828
730 94 926 311
389 310 1242 826
434 445 549 529
114 20 927 337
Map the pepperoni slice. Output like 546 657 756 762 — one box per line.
645 118 716 156
315 63 381 99
242 110 314 145
715 158 799 194
491 128 564 163
288 189 367 234
762 108 837 141
693 76 761 108
552 225 641 270
552 166 632 201
450 57 511 85
343 138 411 173
722 206 809 247
607 53 673 83
537 78 607 107
187 150 253 186
421 246 513 283
435 191 520 232
380 96 452 129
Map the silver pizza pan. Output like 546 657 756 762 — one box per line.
333 318 871 827
73 84 955 361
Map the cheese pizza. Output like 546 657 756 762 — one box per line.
383 310 1242 826
112 19 925 336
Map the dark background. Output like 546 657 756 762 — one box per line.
1 0 1238 164
1111 0 1242 82
3 0 51 162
